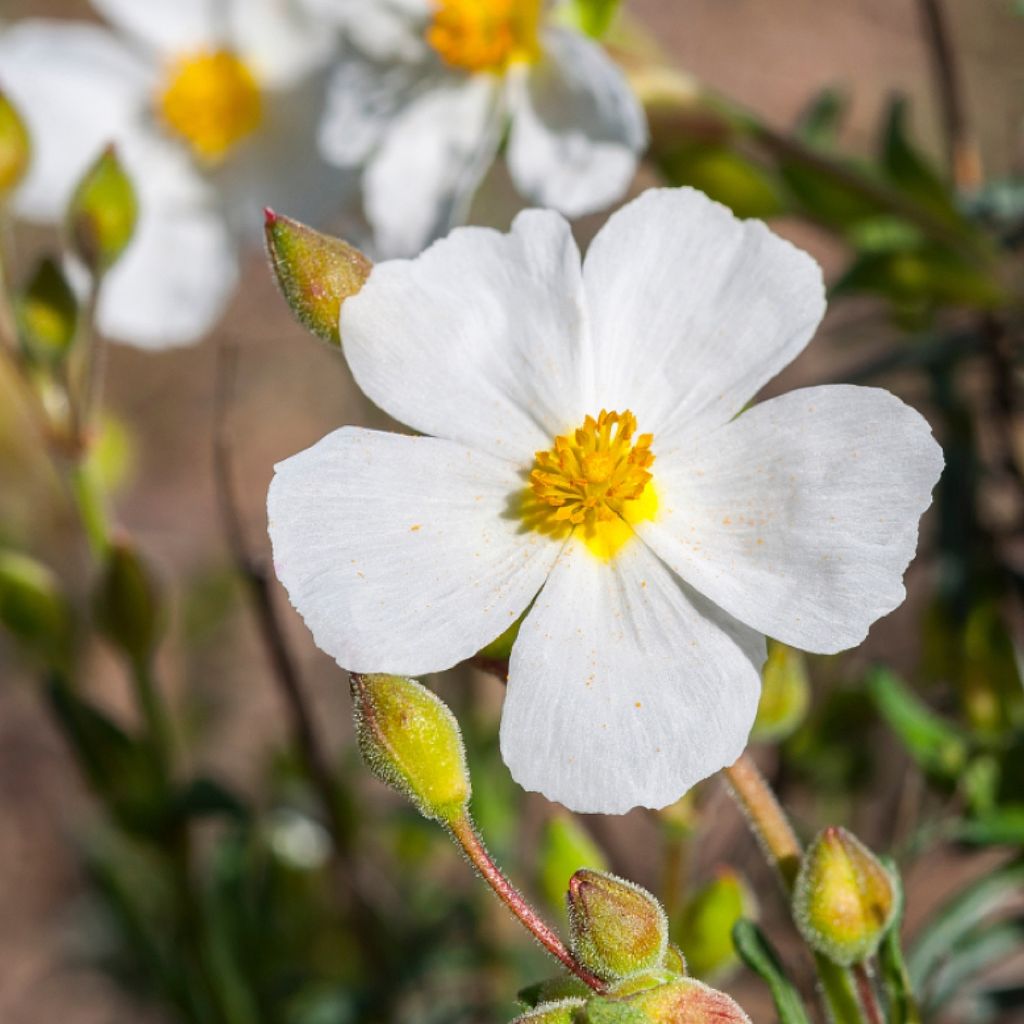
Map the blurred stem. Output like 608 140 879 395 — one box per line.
724 754 866 1024
69 277 104 451
449 813 607 992
917 0 983 190
0 205 17 351
132 656 174 786
67 459 110 557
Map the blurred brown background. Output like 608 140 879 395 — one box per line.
1 0 1023 1021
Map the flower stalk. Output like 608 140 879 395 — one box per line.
449 812 608 993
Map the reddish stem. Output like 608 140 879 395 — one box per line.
450 815 606 992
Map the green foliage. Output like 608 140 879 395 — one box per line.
563 0 621 38
94 541 165 667
876 859 922 1024
15 256 78 366
673 869 752 981
731 920 812 1024
0 548 74 668
539 816 609 914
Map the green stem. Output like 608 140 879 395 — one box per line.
68 459 111 556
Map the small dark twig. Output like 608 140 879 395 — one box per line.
917 0 983 190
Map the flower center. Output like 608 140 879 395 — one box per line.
158 50 263 163
529 410 658 560
426 0 542 74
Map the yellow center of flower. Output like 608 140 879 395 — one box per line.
528 410 659 561
426 0 542 74
158 50 263 163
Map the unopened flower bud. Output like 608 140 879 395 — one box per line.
350 673 470 825
567 869 668 981
0 549 73 667
510 998 587 1024
15 257 78 365
93 541 164 666
0 91 31 198
586 978 751 1024
68 146 137 273
662 945 687 976
675 868 755 981
751 641 810 743
793 826 896 965
264 209 372 345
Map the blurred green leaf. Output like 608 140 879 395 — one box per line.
94 542 165 667
539 815 609 914
908 859 1024 989
172 777 249 824
927 916 1024 1010
732 919 812 1024
795 87 849 148
656 144 784 218
779 158 885 231
867 667 969 779
564 0 621 37
952 808 1024 846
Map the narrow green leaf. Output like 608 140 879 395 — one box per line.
731 919 812 1024
908 859 1024 988
867 667 969 778
953 808 1024 846
795 87 849 148
928 916 1024 1009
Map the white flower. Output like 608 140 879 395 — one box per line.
267 187 944 815
309 0 648 257
0 0 344 348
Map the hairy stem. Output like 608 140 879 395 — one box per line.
450 813 607 992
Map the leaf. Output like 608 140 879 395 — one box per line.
731 919 812 1024
953 808 1024 846
867 668 969 779
565 0 621 37
795 87 850 148
907 859 1024 989
927 916 1024 1009
172 777 249 824
656 144 784 219
877 858 922 1024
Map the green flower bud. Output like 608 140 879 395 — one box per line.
15 256 78 365
0 550 73 668
511 998 588 1024
68 146 138 273
586 978 751 1024
0 91 31 199
519 976 592 1008
607 970 678 998
568 869 668 982
793 826 896 966
751 641 811 743
350 673 470 825
675 868 755 982
93 541 164 666
264 209 372 345
539 814 609 913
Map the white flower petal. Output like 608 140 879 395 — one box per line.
228 0 334 88
318 57 421 168
89 0 217 56
301 0 430 62
583 188 826 443
0 20 151 222
96 135 237 348
267 427 565 674
638 385 944 654
341 208 591 463
507 28 646 217
362 74 501 257
501 537 764 814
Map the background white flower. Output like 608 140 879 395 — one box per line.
308 0 648 257
267 187 945 815
0 0 347 349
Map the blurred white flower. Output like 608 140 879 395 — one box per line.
309 0 648 256
266 187 945 815
0 0 347 348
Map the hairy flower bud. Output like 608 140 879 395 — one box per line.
68 146 138 273
511 998 587 1024
0 550 73 667
586 977 751 1024
16 257 78 365
793 826 896 965
350 673 470 825
264 209 372 345
0 91 31 199
94 541 164 666
568 869 668 981
751 641 810 743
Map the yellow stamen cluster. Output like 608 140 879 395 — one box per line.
426 0 542 74
531 410 655 528
159 50 262 163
